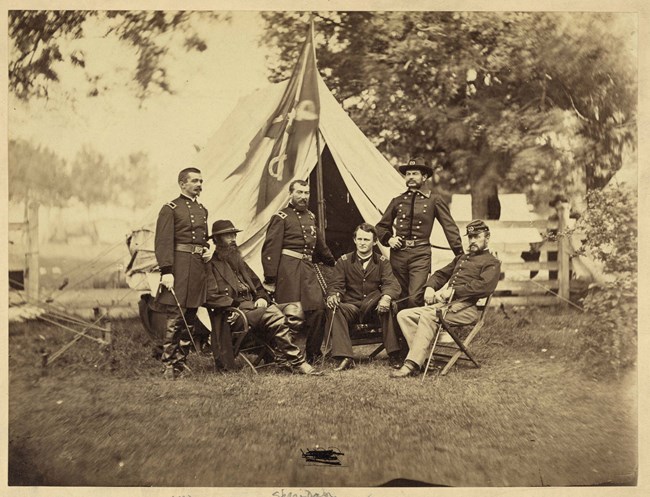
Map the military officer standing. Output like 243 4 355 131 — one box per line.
155 167 209 380
376 157 464 308
262 179 335 363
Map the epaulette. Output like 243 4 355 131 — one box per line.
165 201 177 209
340 254 348 261
274 211 288 219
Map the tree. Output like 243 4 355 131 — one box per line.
112 151 156 208
8 138 71 205
9 10 223 101
262 12 636 217
69 146 115 205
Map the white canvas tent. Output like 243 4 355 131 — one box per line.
184 74 407 276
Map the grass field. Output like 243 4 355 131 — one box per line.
8 306 637 488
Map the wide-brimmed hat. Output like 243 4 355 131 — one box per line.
211 219 242 237
398 157 435 176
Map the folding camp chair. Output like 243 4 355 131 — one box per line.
422 294 492 378
322 309 394 362
209 307 276 374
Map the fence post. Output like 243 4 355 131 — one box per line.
25 201 40 302
556 201 571 304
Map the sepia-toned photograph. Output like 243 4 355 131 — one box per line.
4 3 643 495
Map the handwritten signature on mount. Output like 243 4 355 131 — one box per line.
301 447 345 465
272 489 336 497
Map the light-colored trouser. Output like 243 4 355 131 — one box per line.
396 301 479 367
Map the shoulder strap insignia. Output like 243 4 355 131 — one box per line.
379 255 387 261
274 211 288 220
308 211 316 220
340 254 348 261
165 201 177 209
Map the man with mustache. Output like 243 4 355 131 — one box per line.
155 167 210 380
206 219 322 375
376 158 464 309
262 180 336 364
391 220 500 378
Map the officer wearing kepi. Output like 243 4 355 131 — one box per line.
392 219 501 378
155 167 209 380
262 179 336 363
376 157 464 308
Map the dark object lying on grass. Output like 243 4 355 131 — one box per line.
301 447 344 465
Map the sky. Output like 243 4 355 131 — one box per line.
8 12 271 190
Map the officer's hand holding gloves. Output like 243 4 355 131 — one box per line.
161 274 174 290
326 293 341 310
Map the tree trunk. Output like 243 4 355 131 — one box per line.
470 154 502 220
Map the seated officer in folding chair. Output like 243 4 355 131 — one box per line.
391 220 500 378
204 220 322 375
325 223 402 371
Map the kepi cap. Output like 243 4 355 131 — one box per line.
464 219 490 236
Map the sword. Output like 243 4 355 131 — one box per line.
422 289 455 382
321 305 337 368
167 286 202 359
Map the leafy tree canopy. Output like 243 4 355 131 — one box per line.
262 12 636 216
9 10 224 100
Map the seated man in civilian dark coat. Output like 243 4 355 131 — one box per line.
325 223 403 371
204 219 322 375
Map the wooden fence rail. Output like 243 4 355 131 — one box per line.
456 202 576 306
10 202 578 313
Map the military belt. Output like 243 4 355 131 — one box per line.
399 239 430 249
175 243 205 254
281 248 312 260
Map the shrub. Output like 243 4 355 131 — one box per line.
578 184 637 274
579 276 637 377
574 183 637 378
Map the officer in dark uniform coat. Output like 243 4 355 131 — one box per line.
392 220 500 378
376 157 464 308
155 167 209 379
262 180 335 362
325 223 403 371
205 220 321 374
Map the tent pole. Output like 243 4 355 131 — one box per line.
310 14 327 242
315 131 327 241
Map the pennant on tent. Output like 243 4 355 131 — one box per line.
227 22 320 213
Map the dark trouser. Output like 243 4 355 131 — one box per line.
389 245 432 308
304 309 326 360
162 307 197 368
209 304 305 370
326 303 401 359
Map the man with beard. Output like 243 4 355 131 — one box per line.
155 167 210 380
376 158 464 309
391 220 500 378
262 180 335 364
205 219 322 375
